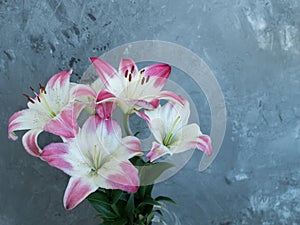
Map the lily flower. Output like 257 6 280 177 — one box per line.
8 69 94 157
41 115 142 210
90 57 184 114
137 98 212 162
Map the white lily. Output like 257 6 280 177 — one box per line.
41 115 142 210
8 69 94 157
137 98 212 162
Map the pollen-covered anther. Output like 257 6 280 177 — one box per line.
128 73 132 82
39 83 46 94
141 77 145 85
145 76 150 83
125 70 128 78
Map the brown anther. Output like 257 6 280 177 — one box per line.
146 76 150 83
37 95 41 102
128 73 132 82
23 93 35 104
39 83 46 94
125 70 128 78
30 86 35 92
141 77 145 85
130 65 134 73
140 69 145 74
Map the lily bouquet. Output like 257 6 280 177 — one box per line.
8 57 212 224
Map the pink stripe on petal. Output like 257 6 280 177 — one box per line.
107 161 139 193
71 84 96 99
22 129 43 157
90 57 118 87
96 90 116 119
196 135 212 156
119 58 138 77
143 63 171 88
47 69 72 89
159 91 185 105
44 103 83 138
134 110 150 125
146 142 171 162
123 136 142 155
64 177 97 210
41 143 73 173
129 98 160 110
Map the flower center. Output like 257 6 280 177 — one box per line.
163 115 181 147
23 84 56 118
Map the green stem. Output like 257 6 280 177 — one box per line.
123 113 131 136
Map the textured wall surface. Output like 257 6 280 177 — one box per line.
1 0 300 224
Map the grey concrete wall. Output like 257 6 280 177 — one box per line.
1 0 299 224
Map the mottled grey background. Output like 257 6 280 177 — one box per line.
1 0 300 224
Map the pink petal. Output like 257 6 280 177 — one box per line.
194 135 212 156
89 57 118 88
44 102 84 138
95 90 116 119
8 109 47 140
64 177 97 210
70 83 97 99
127 98 160 110
143 63 171 88
41 143 73 174
159 90 186 105
46 69 72 90
146 142 171 162
22 129 43 157
118 58 138 77
107 161 139 193
122 136 143 158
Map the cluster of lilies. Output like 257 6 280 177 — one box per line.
8 58 212 210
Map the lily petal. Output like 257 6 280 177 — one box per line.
174 123 212 156
90 57 123 93
45 69 73 113
64 177 97 210
126 98 160 111
159 90 186 106
102 161 140 193
41 142 73 175
8 109 48 140
95 90 116 119
143 63 171 89
119 58 138 77
22 129 43 157
146 142 172 162
44 102 84 138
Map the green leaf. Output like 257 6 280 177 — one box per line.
155 196 176 204
87 191 118 219
139 162 174 185
111 190 123 204
137 197 161 208
125 194 135 224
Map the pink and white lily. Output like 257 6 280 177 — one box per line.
138 99 212 162
90 57 183 114
8 69 94 157
41 115 142 210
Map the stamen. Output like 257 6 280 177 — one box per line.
125 70 128 78
130 65 134 73
141 77 145 85
39 83 46 94
140 69 145 74
23 93 35 104
129 73 132 82
146 76 150 83
30 86 41 102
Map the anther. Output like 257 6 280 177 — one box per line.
140 69 145 74
39 83 46 94
128 73 132 82
146 76 150 83
23 94 35 104
141 77 145 85
125 70 128 78
130 65 134 73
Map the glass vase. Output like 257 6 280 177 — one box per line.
151 204 181 225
